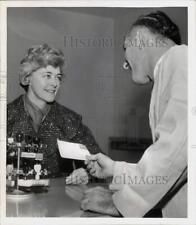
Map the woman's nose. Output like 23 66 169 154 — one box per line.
50 77 58 87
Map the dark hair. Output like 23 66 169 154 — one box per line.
131 11 181 45
19 43 65 90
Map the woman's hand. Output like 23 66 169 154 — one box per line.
65 168 89 185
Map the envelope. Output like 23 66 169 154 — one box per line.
57 139 91 161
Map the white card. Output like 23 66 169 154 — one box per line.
57 139 91 161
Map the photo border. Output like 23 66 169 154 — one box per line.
0 1 195 225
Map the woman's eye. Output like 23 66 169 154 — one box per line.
43 74 51 79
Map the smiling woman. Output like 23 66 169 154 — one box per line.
7 43 102 180
27 66 62 109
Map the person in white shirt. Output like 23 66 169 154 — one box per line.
81 11 187 218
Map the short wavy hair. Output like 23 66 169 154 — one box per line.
130 11 181 45
19 43 65 90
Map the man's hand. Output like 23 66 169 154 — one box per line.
81 186 120 217
85 153 115 179
65 168 89 185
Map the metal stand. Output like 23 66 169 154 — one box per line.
7 144 32 198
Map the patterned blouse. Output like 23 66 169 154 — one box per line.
7 95 101 177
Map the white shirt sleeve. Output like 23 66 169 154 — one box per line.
109 46 187 217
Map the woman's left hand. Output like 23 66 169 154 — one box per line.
65 168 89 185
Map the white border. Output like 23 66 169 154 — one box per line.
0 3 7 223
188 0 196 223
0 0 194 7
0 1 195 225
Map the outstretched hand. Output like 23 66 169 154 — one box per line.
65 168 89 185
85 153 115 179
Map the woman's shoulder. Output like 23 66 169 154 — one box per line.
7 95 25 124
51 102 83 138
53 101 82 122
7 95 24 111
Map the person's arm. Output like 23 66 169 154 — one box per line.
83 90 187 216
110 99 187 216
109 50 187 217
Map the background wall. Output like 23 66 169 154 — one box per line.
7 7 114 153
7 7 187 155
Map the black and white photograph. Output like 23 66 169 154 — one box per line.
0 1 195 224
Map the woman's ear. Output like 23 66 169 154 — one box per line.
24 73 32 86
